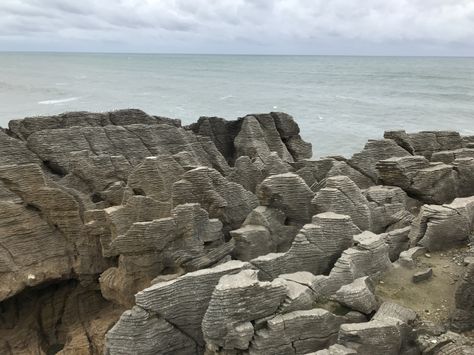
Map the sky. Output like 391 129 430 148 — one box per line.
1 0 474 56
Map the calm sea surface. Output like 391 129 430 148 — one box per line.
1 53 473 157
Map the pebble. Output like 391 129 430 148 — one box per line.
425 253 431 258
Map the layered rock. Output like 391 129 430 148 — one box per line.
408 196 474 251
251 213 359 280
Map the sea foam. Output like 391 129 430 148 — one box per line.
38 97 79 105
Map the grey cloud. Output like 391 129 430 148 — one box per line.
0 0 473 55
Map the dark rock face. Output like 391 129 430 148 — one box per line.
0 109 473 354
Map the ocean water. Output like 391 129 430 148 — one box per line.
1 52 473 157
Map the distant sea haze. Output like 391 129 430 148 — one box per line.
0 52 473 158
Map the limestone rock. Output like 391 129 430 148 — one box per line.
242 206 299 251
450 263 474 332
349 139 410 181
312 175 371 231
408 131 463 159
134 260 251 345
257 173 314 225
381 227 411 261
105 306 196 355
333 277 378 314
318 231 392 296
338 320 401 355
377 156 458 204
202 269 287 350
251 213 359 280
173 167 258 230
364 185 408 233
249 309 345 355
312 344 357 354
408 197 474 251
230 225 275 261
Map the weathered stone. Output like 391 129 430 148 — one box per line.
249 309 345 355
450 263 474 332
202 269 287 350
230 225 275 261
364 185 408 233
409 197 474 251
242 206 299 251
381 227 411 261
338 320 401 355
412 268 433 283
408 131 463 159
257 173 314 225
135 260 251 345
312 176 371 231
104 306 196 355
251 213 359 280
333 277 378 314
377 155 458 204
312 344 357 354
320 231 392 296
397 246 427 268
349 139 410 181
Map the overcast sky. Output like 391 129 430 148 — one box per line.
1 0 474 56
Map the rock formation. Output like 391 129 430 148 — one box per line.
0 109 472 354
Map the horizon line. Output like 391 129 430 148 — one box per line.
0 50 473 58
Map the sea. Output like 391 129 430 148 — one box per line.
1 52 473 158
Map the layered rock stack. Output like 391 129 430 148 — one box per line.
0 109 473 354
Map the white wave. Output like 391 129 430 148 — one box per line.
38 97 80 105
219 95 234 100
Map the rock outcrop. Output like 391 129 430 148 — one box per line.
0 109 473 355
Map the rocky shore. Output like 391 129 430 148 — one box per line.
0 109 473 354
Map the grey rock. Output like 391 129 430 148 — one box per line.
408 131 463 159
409 197 474 251
202 269 287 350
230 225 275 261
333 277 378 314
250 309 346 355
377 155 458 204
312 175 371 231
450 263 474 332
173 166 258 230
349 139 410 181
257 173 314 225
412 268 433 283
381 227 411 261
251 213 359 280
135 260 251 345
312 344 357 354
104 306 196 355
397 246 427 268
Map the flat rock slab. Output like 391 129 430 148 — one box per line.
412 268 433 283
